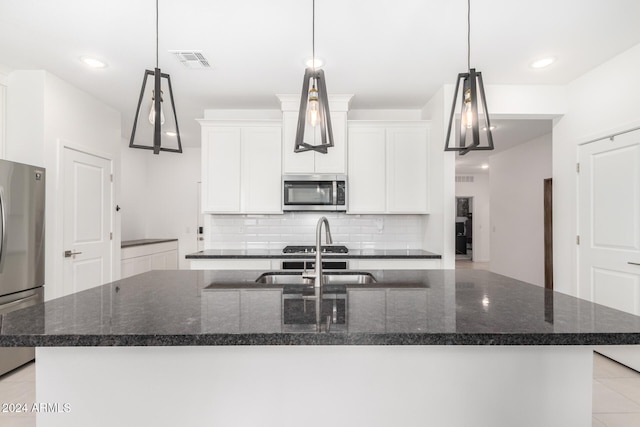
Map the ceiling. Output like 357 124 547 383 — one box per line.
1 0 639 159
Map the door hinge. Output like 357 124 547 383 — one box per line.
110 174 113 182
576 235 580 245
576 163 580 173
110 232 113 240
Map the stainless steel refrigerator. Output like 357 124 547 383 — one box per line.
0 159 45 376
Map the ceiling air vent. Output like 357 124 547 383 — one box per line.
170 51 211 69
456 176 474 183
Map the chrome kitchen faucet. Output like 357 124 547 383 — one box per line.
303 216 333 331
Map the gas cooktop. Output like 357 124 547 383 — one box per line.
282 245 349 254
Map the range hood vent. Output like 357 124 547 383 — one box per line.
170 51 211 69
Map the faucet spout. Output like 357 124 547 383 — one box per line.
311 216 333 331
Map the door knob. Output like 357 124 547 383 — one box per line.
64 250 83 258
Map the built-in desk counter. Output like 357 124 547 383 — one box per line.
121 239 178 278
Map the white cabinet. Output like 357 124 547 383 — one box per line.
278 94 352 174
189 258 274 271
200 121 282 214
348 126 386 212
121 241 178 279
348 259 441 270
347 121 429 214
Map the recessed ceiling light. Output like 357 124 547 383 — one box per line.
481 164 489 170
80 56 107 68
482 126 496 131
530 57 556 69
305 58 324 68
165 131 177 137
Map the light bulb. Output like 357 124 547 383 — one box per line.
148 90 165 125
463 89 473 129
308 86 319 127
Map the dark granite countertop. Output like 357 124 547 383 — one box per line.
122 238 178 248
185 248 441 259
2 269 640 347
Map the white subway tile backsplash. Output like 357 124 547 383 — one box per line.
205 213 424 250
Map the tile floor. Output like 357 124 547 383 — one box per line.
1 353 639 426
0 362 35 427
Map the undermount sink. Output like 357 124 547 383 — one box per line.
255 271 376 286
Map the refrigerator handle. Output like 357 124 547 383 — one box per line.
0 186 5 272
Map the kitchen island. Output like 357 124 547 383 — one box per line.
2 269 640 426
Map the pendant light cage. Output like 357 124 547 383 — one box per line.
294 0 334 154
129 0 182 154
444 0 494 156
294 68 334 153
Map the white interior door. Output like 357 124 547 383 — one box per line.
63 147 112 295
579 129 640 369
578 130 640 313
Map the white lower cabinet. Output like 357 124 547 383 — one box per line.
348 121 429 214
189 259 274 270
349 259 441 270
200 120 282 214
121 241 178 279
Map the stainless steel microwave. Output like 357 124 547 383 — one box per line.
282 174 347 211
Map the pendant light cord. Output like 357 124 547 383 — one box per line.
312 0 315 71
155 0 159 69
467 0 471 70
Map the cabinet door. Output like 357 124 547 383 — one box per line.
386 127 429 213
242 127 282 213
315 111 347 174
282 111 315 174
282 110 347 174
121 256 151 279
347 127 386 213
202 127 241 212
150 250 178 270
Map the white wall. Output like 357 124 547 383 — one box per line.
553 42 640 297
120 139 148 240
0 66 8 159
120 143 201 269
421 87 456 268
5 70 121 300
490 133 552 287
455 174 490 262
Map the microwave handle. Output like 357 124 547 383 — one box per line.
332 180 337 205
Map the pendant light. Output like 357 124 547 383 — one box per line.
294 0 333 154
129 0 182 154
444 0 494 156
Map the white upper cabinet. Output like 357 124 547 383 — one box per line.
348 126 386 212
200 120 282 214
347 121 430 214
386 126 429 213
278 94 352 174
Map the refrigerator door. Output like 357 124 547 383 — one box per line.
0 159 45 296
